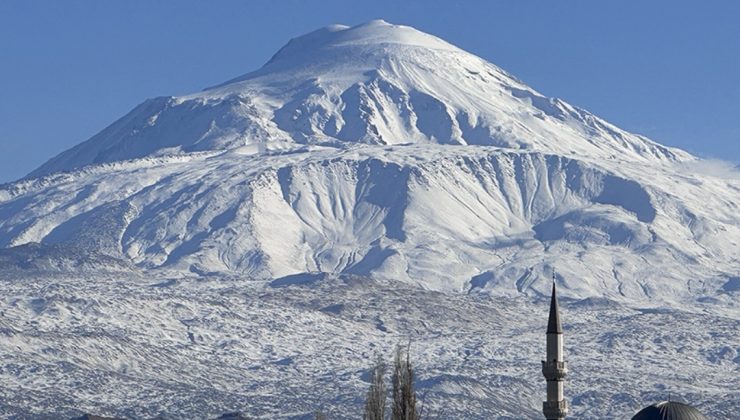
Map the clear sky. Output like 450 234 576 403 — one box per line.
1 1 738 183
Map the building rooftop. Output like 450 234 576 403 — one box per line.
632 401 708 420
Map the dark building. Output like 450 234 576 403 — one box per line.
632 401 708 420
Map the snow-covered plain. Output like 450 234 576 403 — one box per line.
0 20 738 418
0 272 737 418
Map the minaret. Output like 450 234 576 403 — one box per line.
542 277 568 419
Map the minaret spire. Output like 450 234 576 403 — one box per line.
542 271 568 419
547 275 562 334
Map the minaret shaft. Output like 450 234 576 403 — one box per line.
546 380 563 401
545 332 564 401
546 332 563 362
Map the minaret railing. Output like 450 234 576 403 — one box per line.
541 360 568 380
542 400 569 419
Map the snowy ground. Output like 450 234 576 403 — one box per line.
0 270 736 419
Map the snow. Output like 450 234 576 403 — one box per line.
0 20 737 419
0 273 736 418
4 145 737 304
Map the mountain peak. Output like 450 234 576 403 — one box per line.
267 20 458 62
3 21 737 312
28 21 688 179
218 20 462 86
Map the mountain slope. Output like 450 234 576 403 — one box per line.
1 20 737 304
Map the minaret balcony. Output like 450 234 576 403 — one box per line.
541 360 568 380
542 400 569 418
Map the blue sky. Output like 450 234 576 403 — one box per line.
1 1 738 183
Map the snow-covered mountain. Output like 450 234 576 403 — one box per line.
2 20 738 303
1 20 738 419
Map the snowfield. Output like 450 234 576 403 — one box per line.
0 272 737 418
0 20 737 418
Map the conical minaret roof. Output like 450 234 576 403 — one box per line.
547 281 562 334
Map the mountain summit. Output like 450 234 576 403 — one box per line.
31 20 686 178
3 21 737 301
